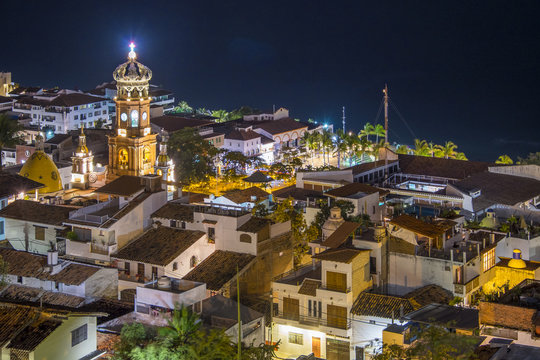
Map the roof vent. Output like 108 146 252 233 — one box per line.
470 189 481 198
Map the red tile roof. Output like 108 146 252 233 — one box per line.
321 221 360 248
225 129 261 141
254 118 307 135
398 154 491 180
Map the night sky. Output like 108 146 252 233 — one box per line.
3 1 540 161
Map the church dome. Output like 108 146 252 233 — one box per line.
112 43 152 100
20 150 62 194
113 59 152 83
322 206 345 239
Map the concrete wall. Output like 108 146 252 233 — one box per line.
496 236 540 261
6 218 63 255
489 164 540 181
85 268 118 298
32 316 97 360
388 252 461 296
136 282 206 309
162 235 215 278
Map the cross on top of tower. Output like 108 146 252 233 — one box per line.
128 42 136 60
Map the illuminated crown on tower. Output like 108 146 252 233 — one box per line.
112 42 152 100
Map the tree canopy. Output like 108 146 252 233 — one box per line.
168 127 219 184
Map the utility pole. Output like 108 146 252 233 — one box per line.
342 106 346 132
383 84 389 145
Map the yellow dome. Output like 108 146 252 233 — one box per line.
508 249 527 269
19 151 63 194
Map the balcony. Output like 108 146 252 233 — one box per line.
119 271 148 283
275 311 351 330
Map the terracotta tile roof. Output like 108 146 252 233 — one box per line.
351 292 416 318
225 129 261 141
182 250 255 291
151 115 214 132
48 93 107 107
325 183 381 198
298 279 321 296
321 221 360 248
0 284 86 308
242 171 273 183
312 247 366 264
451 172 540 210
151 202 195 222
112 227 205 266
0 200 71 226
95 175 145 197
398 154 491 180
254 118 308 135
390 214 451 238
201 294 263 327
0 304 62 351
0 173 44 198
45 133 72 145
272 185 324 201
347 160 398 175
0 248 100 285
404 284 454 307
237 217 271 233
222 186 269 204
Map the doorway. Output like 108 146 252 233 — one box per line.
312 337 321 358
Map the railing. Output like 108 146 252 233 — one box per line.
319 286 351 294
72 214 109 224
119 272 148 283
275 311 351 330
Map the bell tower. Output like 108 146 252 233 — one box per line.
71 126 94 189
108 43 157 177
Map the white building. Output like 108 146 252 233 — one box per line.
0 304 103 360
272 247 372 360
13 90 110 133
113 226 214 294
204 186 270 211
223 128 263 157
63 175 167 263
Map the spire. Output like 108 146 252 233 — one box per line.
76 124 89 154
128 42 137 61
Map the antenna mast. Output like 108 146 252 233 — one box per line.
342 106 346 132
383 84 389 145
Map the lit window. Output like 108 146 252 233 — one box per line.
288 332 303 345
71 324 87 347
483 249 496 272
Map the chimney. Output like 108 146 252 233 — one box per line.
47 250 58 266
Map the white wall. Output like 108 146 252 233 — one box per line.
162 235 215 278
5 218 63 255
32 316 97 360
496 235 540 261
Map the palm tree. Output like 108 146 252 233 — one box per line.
455 152 468 161
0 114 23 170
371 139 386 160
428 142 436 157
159 305 201 349
436 141 458 159
359 122 375 141
344 133 360 165
320 130 333 166
396 144 411 155
495 154 513 165
356 136 372 162
333 129 348 168
373 124 386 144
413 139 429 156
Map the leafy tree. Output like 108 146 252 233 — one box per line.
517 152 540 165
212 109 231 123
229 106 258 120
496 154 513 164
0 114 23 170
373 324 478 360
222 151 251 175
196 108 211 116
174 100 194 114
112 323 154 360
168 127 219 184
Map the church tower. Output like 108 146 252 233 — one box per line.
108 43 157 177
155 130 174 183
71 126 94 189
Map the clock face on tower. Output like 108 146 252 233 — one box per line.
142 112 148 121
121 113 127 121
131 110 139 127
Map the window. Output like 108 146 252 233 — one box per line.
151 266 158 279
0 220 3 236
370 257 377 274
88 113 93 118
137 263 145 281
327 304 348 329
71 324 88 347
74 115 79 120
74 106 78 111
181 221 186 229
326 271 347 292
483 248 496 272
208 227 215 243
17 276 22 284
372 205 376 214
288 332 303 345
283 297 299 321
240 234 252 243
35 226 45 241
124 262 130 275
190 256 198 268
173 262 178 271
102 110 107 115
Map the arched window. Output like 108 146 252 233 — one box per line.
143 147 151 163
240 234 252 243
190 256 198 268
118 149 128 168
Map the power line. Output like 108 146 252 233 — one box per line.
389 99 417 141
